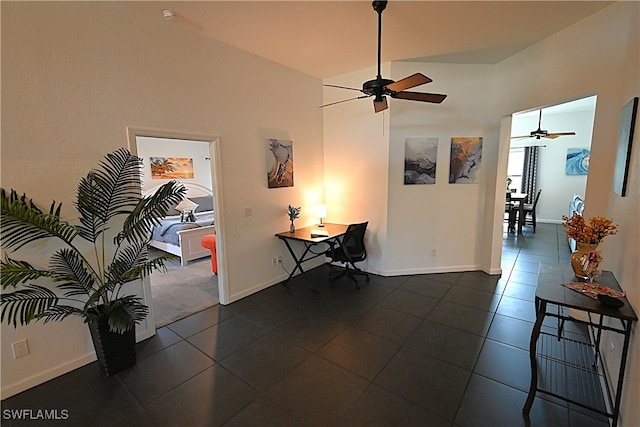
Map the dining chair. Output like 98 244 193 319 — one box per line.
505 192 516 232
523 189 542 232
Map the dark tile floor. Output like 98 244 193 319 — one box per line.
2 224 610 426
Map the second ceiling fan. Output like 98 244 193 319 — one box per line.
512 109 576 140
321 1 447 113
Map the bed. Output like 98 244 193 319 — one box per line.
145 182 216 266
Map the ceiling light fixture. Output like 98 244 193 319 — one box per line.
163 9 177 21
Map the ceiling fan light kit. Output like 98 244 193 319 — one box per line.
322 1 447 113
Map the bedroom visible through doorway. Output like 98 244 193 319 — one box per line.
129 130 223 328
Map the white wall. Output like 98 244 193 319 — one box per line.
136 137 213 194
1 1 324 398
323 65 391 273
386 62 499 274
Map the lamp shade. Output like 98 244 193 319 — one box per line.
315 204 327 219
175 198 199 212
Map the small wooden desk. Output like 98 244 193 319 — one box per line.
275 223 348 288
523 264 637 426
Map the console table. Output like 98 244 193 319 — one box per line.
523 264 637 426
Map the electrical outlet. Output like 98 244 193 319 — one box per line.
272 256 278 266
277 256 282 264
431 247 437 257
12 339 29 359
610 342 616 352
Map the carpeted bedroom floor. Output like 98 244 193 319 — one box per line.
149 250 219 328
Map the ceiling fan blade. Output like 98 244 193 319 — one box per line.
319 95 369 108
385 73 432 93
374 96 388 113
323 84 363 92
545 132 577 138
392 91 447 104
511 135 532 140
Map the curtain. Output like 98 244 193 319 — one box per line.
521 146 538 203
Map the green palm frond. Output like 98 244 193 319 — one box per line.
75 148 142 243
50 249 96 297
0 257 57 289
0 188 78 250
37 305 84 324
107 240 148 285
118 180 185 244
135 254 172 278
0 284 59 327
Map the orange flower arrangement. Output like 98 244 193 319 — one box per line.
562 213 619 244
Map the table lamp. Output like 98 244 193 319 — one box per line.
315 204 327 227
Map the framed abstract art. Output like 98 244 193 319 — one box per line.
613 97 638 196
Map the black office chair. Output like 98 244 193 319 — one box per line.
325 222 370 289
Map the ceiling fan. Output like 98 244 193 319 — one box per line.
321 0 447 113
512 109 576 140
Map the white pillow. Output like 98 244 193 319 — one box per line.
175 198 199 212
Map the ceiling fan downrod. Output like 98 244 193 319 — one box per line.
373 1 388 81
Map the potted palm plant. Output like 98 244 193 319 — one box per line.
0 148 185 375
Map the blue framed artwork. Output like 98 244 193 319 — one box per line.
565 148 590 175
613 97 638 196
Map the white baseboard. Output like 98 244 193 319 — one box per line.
1 353 96 400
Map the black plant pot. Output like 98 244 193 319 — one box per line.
88 317 136 376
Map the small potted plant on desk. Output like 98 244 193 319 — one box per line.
288 205 301 233
0 148 185 376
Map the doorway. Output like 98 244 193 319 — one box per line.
506 95 596 231
127 128 227 331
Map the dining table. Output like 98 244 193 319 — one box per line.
507 192 528 235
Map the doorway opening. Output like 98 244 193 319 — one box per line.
128 128 226 330
505 95 597 236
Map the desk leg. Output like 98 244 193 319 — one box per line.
523 298 546 415
280 239 309 282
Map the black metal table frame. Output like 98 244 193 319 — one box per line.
278 237 340 284
276 224 347 290
523 269 636 427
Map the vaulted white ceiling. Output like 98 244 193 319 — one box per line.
130 1 612 79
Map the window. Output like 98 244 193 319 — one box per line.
507 147 525 191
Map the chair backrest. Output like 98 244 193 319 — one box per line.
342 222 368 262
533 189 542 207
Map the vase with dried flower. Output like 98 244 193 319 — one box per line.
562 213 618 280
288 205 301 233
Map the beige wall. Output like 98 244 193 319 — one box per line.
1 1 324 397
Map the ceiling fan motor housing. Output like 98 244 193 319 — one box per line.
362 78 394 96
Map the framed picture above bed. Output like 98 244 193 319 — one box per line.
150 157 195 179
